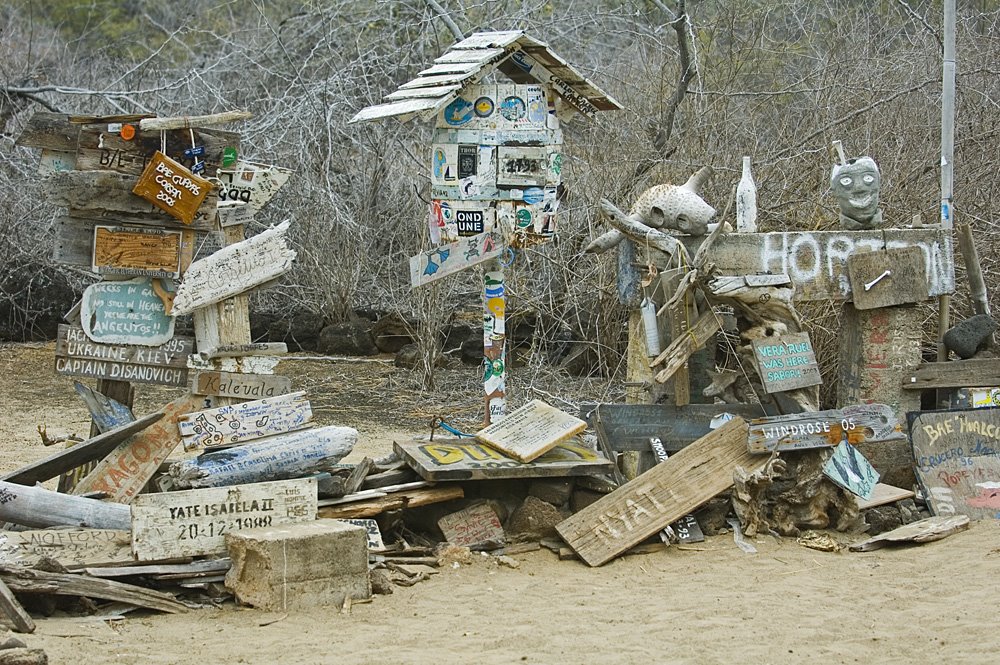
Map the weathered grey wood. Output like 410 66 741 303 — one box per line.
956 222 991 317
131 478 317 561
71 394 203 503
394 438 612 482
0 565 187 614
72 382 134 433
751 332 822 393
316 481 430 507
475 400 587 463
0 412 162 486
198 342 287 360
75 124 238 179
0 578 35 633
847 246 929 310
650 310 721 384
361 467 419 490
190 371 292 400
0 481 131 530
0 529 132 569
139 110 251 131
849 515 970 552
902 358 1000 390
177 391 312 451
57 325 192 369
748 403 904 454
172 221 296 315
555 417 765 566
317 486 464 519
857 483 916 510
343 458 374 496
13 112 80 151
168 426 357 489
408 230 504 288
84 559 231 578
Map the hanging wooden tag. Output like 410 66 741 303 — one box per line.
847 246 928 310
132 150 212 225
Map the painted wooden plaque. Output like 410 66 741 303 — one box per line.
394 438 612 481
92 225 182 278
437 503 505 548
847 246 929 310
747 403 903 454
475 399 587 463
177 391 313 451
191 371 292 400
79 277 176 346
131 478 318 561
132 150 213 224
910 407 1000 520
0 529 133 569
56 325 192 387
409 230 504 288
216 161 292 213
823 441 880 500
752 332 822 393
172 221 296 315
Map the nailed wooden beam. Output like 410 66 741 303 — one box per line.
0 565 187 614
0 481 130 530
902 358 1000 390
317 486 464 519
0 578 35 633
648 309 721 384
138 110 252 131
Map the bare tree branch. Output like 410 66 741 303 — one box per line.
426 0 465 42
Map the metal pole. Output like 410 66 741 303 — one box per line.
937 0 957 361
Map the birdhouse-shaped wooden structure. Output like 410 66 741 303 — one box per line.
352 30 622 424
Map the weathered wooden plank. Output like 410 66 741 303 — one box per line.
418 61 481 76
92 226 182 279
72 394 203 503
132 151 213 225
747 403 904 454
198 342 287 360
751 332 822 393
138 110 251 131
177 391 313 451
399 73 479 89
902 358 1000 390
650 310 721 384
475 400 587 463
849 515 970 552
0 565 187 614
350 97 447 124
0 412 162 486
394 437 612 481
687 229 954 301
386 84 463 100
168 425 357 489
555 417 766 566
85 559 231 578
857 483 916 510
451 31 523 49
434 47 506 64
580 403 771 452
131 478 317 560
910 407 1000 520
38 148 77 174
0 577 35 633
14 112 80 151
409 230 504 288
172 221 296 315
317 486 464 519
73 381 135 433
0 529 132 569
75 124 238 178
438 503 505 548
0 481 131 530
58 325 191 368
191 370 292 400
216 161 293 214
847 246 929 310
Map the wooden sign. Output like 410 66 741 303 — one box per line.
751 332 822 393
0 530 132 569
903 358 1000 391
132 150 213 224
92 226 182 279
437 503 505 548
75 123 238 177
56 325 192 387
556 417 766 566
218 201 254 228
394 438 612 481
79 278 176 346
849 515 970 552
216 161 292 213
475 400 587 463
747 403 903 454
131 478 318 560
683 228 954 301
177 391 313 451
172 220 296 315
823 441 880 500
191 370 292 400
409 230 504 288
848 246 929 310
910 407 1000 520
72 394 204 503
339 518 384 550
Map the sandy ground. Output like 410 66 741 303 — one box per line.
1 342 999 664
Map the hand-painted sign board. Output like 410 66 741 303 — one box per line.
0 529 132 569
394 437 612 481
191 370 292 400
131 478 318 561
409 230 504 289
823 441 880 500
172 221 296 315
177 391 313 451
132 150 213 224
910 407 1000 520
752 332 822 393
56 324 192 387
79 277 176 346
92 225 182 278
747 403 903 454
437 503 505 548
476 399 587 463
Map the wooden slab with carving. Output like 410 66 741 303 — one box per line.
747 403 904 454
92 225 182 278
555 417 766 566
56 325 192 387
909 407 1000 520
130 478 318 561
0 529 132 570
132 150 213 224
177 391 313 451
191 370 292 400
475 399 587 463
172 220 296 315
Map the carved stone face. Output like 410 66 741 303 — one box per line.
831 157 880 224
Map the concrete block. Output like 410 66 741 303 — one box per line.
225 520 370 610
